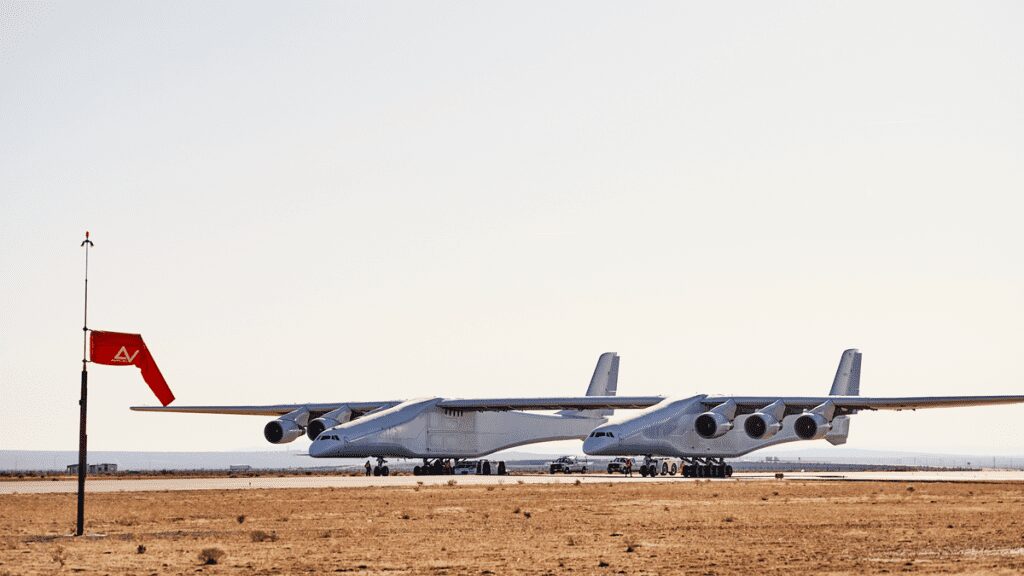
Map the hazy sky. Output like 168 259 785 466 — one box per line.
2 1 1023 455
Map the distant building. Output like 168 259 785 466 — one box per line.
229 465 252 472
66 463 117 474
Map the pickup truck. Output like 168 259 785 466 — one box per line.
548 456 588 474
606 457 634 474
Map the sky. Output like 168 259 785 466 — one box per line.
1 1 1023 456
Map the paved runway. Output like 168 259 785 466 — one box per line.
3 470 1023 495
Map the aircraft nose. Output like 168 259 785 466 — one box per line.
308 434 339 458
308 438 327 458
583 432 616 456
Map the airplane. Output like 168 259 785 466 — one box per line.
583 349 1024 478
132 352 661 476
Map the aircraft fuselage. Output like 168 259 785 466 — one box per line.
309 397 607 459
583 395 850 458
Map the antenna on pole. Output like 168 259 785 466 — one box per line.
76 231 93 537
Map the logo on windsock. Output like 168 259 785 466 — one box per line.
89 331 175 406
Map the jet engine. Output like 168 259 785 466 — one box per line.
694 400 737 439
743 412 782 439
264 408 310 444
306 407 353 440
695 412 731 438
264 419 305 444
794 413 831 440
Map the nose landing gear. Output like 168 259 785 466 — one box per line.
371 456 390 477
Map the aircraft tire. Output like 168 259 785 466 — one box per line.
662 463 669 475
372 466 380 477
670 463 678 476
382 466 389 476
498 461 506 475
726 465 733 477
681 465 689 477
581 467 587 474
483 461 491 475
413 466 421 476
550 466 556 474
638 464 648 477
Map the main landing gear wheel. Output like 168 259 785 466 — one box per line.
680 459 732 478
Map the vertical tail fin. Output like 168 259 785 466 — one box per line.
585 352 619 397
560 352 619 417
826 349 860 445
829 349 862 396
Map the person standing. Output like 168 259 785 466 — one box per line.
364 460 372 476
625 458 633 477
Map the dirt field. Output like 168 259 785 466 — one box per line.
2 480 1023 575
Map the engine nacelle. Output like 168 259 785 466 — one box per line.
695 412 733 439
306 407 354 440
264 419 305 444
744 412 782 439
794 413 831 440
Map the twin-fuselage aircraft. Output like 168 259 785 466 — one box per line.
133 350 1024 476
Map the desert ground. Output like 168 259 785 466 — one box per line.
2 479 1023 575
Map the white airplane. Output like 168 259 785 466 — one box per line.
583 349 1024 478
132 352 660 475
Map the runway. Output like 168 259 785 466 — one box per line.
3 469 1022 495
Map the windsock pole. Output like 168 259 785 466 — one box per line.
76 231 93 537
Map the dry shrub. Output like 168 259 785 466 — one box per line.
51 545 66 568
236 514 246 524
136 544 147 554
723 516 735 523
523 511 532 519
625 537 640 553
198 547 226 565
251 530 279 542
513 507 521 514
446 479 457 487
566 536 577 546
486 486 495 491
574 479 582 486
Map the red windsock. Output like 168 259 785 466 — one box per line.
89 331 175 406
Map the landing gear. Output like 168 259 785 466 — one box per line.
639 456 658 478
372 456 390 477
413 458 453 476
680 458 732 478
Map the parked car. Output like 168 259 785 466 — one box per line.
606 457 634 474
548 456 588 474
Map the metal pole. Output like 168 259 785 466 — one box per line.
76 231 93 536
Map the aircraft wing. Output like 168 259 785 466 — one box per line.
437 396 664 411
704 395 1024 415
130 401 401 417
130 396 666 416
